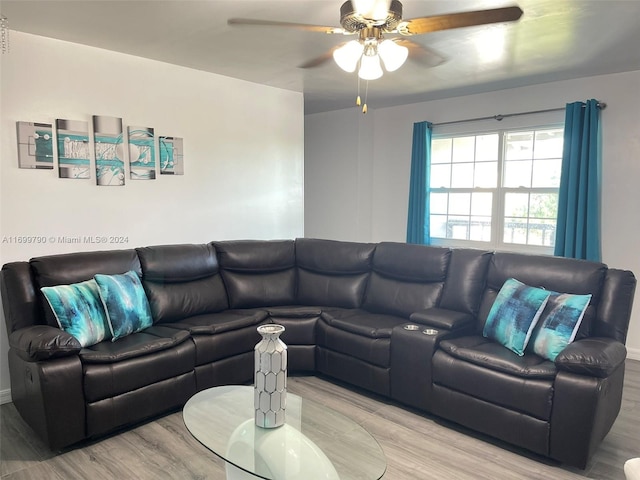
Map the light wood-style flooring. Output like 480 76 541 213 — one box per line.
2 359 639 479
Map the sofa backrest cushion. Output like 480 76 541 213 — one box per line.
440 248 493 315
295 238 375 308
30 249 141 327
363 243 450 318
477 252 607 339
214 240 296 309
137 244 228 323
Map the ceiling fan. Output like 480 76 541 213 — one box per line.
229 1 523 112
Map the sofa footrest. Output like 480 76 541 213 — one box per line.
86 371 196 437
433 349 554 420
316 347 390 396
431 383 550 456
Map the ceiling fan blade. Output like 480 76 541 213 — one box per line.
397 6 523 36
395 39 447 68
228 18 346 35
298 50 337 69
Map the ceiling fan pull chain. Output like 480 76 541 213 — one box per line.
356 61 362 106
362 80 369 114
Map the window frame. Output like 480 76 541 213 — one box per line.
428 119 565 255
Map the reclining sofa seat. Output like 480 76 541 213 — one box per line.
212 239 322 373
310 240 490 398
296 238 381 391
136 243 266 391
431 252 636 468
4 250 197 449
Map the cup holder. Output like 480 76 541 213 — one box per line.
403 324 420 331
423 328 438 336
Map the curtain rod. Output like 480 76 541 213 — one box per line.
431 102 607 127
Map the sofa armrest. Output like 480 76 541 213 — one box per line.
409 307 474 330
554 337 626 378
9 325 81 362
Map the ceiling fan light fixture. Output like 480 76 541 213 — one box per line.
333 40 365 72
358 53 383 80
377 39 408 72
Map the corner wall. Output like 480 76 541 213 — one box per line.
0 32 305 399
304 70 640 359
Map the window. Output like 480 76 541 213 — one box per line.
429 126 563 253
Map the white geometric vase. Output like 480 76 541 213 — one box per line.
254 324 287 428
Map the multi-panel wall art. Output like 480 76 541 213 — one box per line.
56 119 91 179
17 121 54 169
93 115 125 186
159 136 184 175
15 116 183 185
128 126 156 180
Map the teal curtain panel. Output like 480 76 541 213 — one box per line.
406 121 432 244
554 99 601 261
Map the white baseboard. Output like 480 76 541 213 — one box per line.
0 388 12 405
627 347 640 362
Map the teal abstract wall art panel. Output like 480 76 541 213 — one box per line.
128 126 156 180
16 121 54 169
93 115 125 186
56 119 90 179
159 136 184 175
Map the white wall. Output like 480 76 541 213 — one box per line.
0 32 304 399
305 70 640 359
304 109 374 241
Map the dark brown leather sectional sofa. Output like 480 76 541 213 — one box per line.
1 238 636 468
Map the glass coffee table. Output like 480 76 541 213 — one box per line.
183 385 386 480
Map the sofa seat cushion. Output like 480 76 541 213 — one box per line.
433 346 555 420
320 308 406 339
80 325 196 403
265 306 323 318
166 310 268 365
79 325 190 364
317 309 407 368
439 336 557 379
165 309 268 335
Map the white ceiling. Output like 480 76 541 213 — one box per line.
2 0 640 114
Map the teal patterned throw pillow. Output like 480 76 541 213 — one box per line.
94 271 153 341
530 292 591 361
41 279 110 347
483 278 551 356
